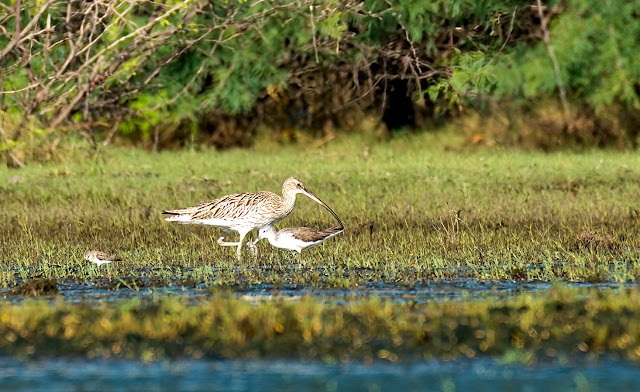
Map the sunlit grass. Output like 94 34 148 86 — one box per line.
2 286 640 362
1 133 640 286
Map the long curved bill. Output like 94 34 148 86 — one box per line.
301 188 344 229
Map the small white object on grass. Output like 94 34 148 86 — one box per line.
83 250 120 267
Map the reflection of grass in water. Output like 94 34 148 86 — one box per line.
1 134 640 286
1 286 640 361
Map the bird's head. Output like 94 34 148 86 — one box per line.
282 177 307 195
258 225 277 238
281 177 343 228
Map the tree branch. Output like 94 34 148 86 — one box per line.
536 0 570 119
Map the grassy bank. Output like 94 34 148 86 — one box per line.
1 286 639 362
1 134 640 287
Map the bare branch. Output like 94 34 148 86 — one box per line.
77 0 196 75
309 5 319 64
51 56 105 128
0 0 56 62
536 0 570 119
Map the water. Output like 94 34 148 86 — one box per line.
1 357 638 391
3 276 639 391
3 279 638 304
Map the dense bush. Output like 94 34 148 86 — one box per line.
457 0 640 148
1 0 639 165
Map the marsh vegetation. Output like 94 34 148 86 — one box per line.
1 134 640 363
3 3 640 389
2 134 640 288
3 286 640 363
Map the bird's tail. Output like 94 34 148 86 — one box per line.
323 226 344 236
162 208 194 222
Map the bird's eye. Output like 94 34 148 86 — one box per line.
297 183 303 188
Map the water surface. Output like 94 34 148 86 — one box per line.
1 357 637 392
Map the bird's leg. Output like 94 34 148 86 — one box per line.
236 231 248 262
244 239 258 248
248 236 262 257
217 236 240 246
243 233 263 258
217 230 240 247
249 236 262 247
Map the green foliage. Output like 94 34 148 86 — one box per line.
428 51 497 108
460 0 640 114
3 0 640 157
1 0 520 120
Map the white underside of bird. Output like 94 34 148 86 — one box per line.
84 250 119 266
250 225 344 253
164 216 265 228
163 212 282 258
264 233 320 253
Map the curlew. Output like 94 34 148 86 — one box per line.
162 177 342 260
249 225 344 261
84 250 120 267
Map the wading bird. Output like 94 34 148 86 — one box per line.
162 177 342 261
249 225 344 263
84 250 120 267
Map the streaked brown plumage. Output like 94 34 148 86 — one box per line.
163 177 342 260
84 250 121 266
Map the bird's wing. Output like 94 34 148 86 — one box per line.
284 226 343 242
322 226 345 236
166 191 280 221
96 251 120 261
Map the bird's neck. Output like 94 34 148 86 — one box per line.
279 191 297 217
263 228 279 245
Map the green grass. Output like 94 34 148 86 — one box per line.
1 133 640 286
2 134 640 361
2 286 640 362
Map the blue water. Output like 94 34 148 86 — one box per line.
4 280 639 305
1 357 638 392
